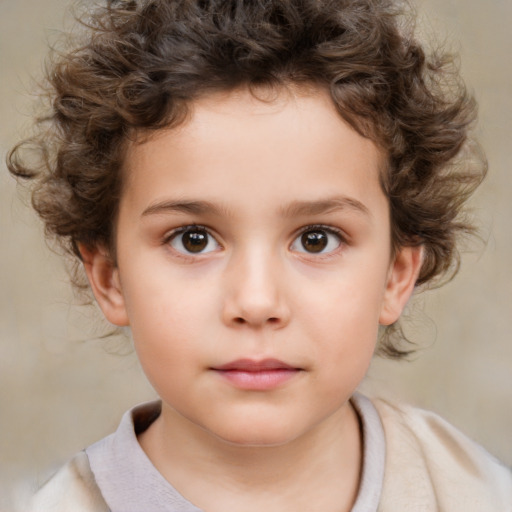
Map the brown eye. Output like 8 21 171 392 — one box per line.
182 230 208 252
301 230 328 253
290 227 342 255
169 227 220 255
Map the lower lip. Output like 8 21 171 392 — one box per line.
214 369 300 390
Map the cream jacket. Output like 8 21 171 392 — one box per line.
29 398 512 511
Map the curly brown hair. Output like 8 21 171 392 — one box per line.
7 0 486 357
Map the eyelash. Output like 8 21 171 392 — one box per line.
162 223 347 259
163 224 210 241
163 224 220 257
292 224 346 257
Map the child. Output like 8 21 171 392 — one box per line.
7 0 512 510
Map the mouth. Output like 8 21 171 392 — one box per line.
210 359 303 391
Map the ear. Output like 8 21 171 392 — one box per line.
79 244 129 326
379 245 423 326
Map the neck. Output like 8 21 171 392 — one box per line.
139 400 362 512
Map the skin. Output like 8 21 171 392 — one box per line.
81 86 422 511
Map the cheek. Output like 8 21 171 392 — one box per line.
122 275 214 367
296 270 384 373
124 260 217 325
127 297 203 401
297 266 387 332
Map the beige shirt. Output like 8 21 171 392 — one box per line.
29 395 512 511
374 399 512 510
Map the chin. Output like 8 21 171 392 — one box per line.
215 430 298 448
205 416 305 448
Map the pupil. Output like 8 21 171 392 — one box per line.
301 231 327 253
183 230 207 253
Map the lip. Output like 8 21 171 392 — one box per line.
211 359 302 390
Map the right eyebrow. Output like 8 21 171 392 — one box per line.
141 199 230 218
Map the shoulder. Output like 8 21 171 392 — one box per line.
371 398 512 511
28 451 109 512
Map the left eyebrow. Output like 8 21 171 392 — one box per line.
280 196 371 218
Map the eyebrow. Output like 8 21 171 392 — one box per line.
279 196 371 218
141 196 371 219
141 200 228 218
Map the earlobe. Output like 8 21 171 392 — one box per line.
379 245 423 326
79 244 129 326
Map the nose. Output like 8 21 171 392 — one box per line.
221 246 291 329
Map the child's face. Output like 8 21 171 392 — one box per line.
84 87 420 446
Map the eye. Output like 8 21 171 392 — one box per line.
290 227 343 254
168 226 220 255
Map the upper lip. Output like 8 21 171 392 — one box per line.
212 358 298 371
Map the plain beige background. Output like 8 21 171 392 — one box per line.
1 0 511 508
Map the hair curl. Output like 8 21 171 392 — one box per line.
7 0 486 357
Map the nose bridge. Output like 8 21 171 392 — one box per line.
222 240 289 328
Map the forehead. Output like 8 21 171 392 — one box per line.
121 86 387 219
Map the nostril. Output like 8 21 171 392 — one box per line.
232 316 280 325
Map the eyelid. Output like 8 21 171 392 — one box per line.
290 224 347 254
164 224 222 256
294 224 347 241
163 223 206 242
162 223 347 258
